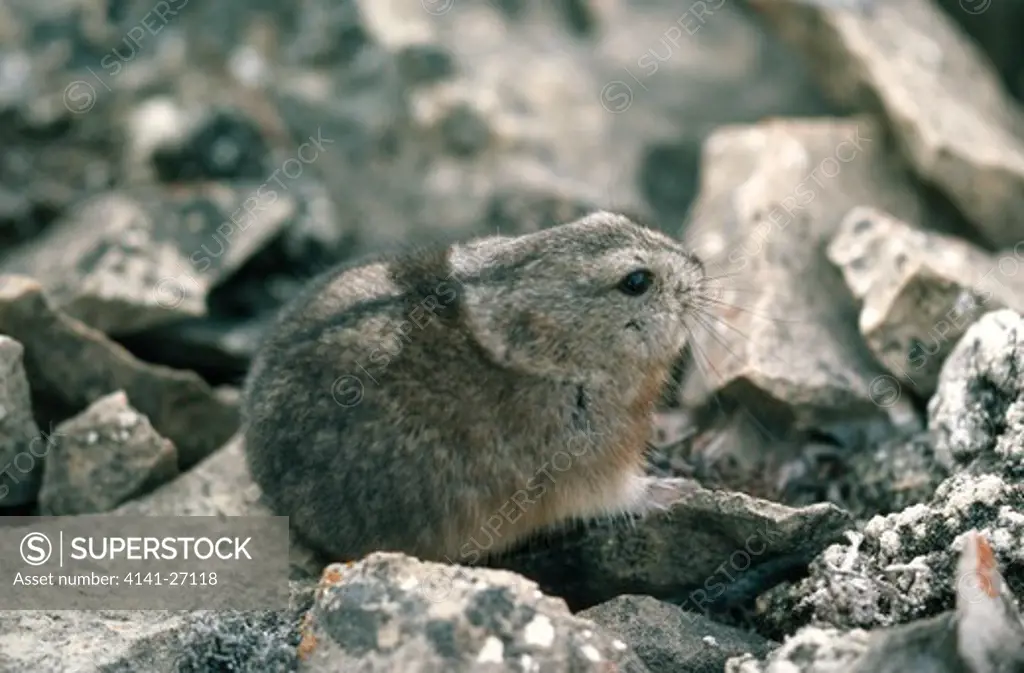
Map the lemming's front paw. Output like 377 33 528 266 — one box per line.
635 476 699 516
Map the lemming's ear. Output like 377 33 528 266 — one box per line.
458 282 514 365
448 235 521 277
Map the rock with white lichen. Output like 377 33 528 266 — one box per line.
730 531 1024 673
37 390 178 516
579 594 777 672
928 309 1024 473
757 310 1024 635
296 553 651 672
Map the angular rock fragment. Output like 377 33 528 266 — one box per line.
0 581 316 673
117 315 269 386
751 0 1024 248
297 554 650 672
928 309 1024 472
760 471 1024 634
113 433 262 518
0 184 297 335
233 0 836 259
934 0 1024 102
113 434 323 580
579 594 776 673
0 611 187 673
725 624 870 672
842 432 948 519
0 275 238 468
498 480 851 613
759 312 1024 635
679 117 924 428
0 335 43 506
37 390 178 516
828 207 1024 399
729 532 1024 673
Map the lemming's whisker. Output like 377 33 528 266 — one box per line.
686 312 784 448
692 296 805 325
696 272 745 285
691 307 758 344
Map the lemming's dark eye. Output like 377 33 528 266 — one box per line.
617 269 655 296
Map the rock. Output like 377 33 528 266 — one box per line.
497 480 852 614
842 432 948 519
0 581 316 673
726 625 870 672
150 107 273 183
0 275 239 468
296 553 651 672
0 334 43 506
113 434 323 580
579 594 777 673
37 390 178 515
935 0 1024 101
759 469 1024 635
928 309 1024 473
827 207 1024 399
0 103 119 254
751 0 1024 249
117 315 269 386
0 184 297 335
679 117 924 428
0 0 182 252
758 318 1024 638
170 0 834 262
113 433 261 518
0 611 187 673
731 531 1024 673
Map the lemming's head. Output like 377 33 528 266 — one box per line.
452 211 706 380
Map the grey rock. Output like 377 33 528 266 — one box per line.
119 315 269 385
759 312 1024 635
759 471 1024 633
499 480 852 614
928 309 1024 472
0 184 297 335
113 433 263 518
148 106 273 183
297 553 651 672
753 0 1024 249
843 431 948 519
113 434 323 580
0 274 238 468
579 594 776 673
678 117 923 428
173 0 833 260
935 0 1024 101
0 610 187 673
731 531 1024 673
0 581 316 673
827 207 1024 399
726 625 870 673
37 390 178 515
0 0 171 250
0 334 43 506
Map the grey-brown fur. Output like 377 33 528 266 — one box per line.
242 211 706 563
